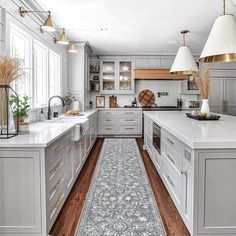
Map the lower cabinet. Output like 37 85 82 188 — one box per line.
0 111 99 236
99 108 142 136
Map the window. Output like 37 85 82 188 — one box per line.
10 24 31 97
49 50 61 97
9 23 61 108
33 40 48 107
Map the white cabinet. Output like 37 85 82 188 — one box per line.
100 58 134 94
0 150 43 235
134 57 174 69
210 78 236 115
70 42 92 111
99 109 142 136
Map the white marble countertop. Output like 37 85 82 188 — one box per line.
144 111 236 149
0 109 98 148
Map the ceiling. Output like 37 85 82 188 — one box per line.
35 0 236 56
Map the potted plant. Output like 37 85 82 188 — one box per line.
193 66 211 117
9 94 30 133
63 92 76 111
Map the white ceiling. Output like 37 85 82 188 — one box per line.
36 0 236 56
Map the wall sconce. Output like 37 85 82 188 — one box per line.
19 7 56 32
54 28 69 45
68 41 78 53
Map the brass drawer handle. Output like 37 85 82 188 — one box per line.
167 137 175 145
105 119 112 121
165 153 175 164
54 144 64 153
68 144 74 153
125 128 134 130
50 175 64 198
125 119 135 121
55 193 64 208
51 159 64 174
181 170 188 177
167 175 174 187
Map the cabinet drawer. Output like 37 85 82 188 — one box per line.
118 116 141 125
162 143 182 172
100 125 117 134
46 134 69 164
163 158 181 207
118 110 141 116
99 110 117 117
162 129 182 156
100 117 116 125
118 125 141 134
47 155 64 184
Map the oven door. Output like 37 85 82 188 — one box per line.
153 123 161 155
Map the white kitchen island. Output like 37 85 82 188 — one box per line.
0 110 98 236
143 111 236 236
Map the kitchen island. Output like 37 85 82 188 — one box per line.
0 110 98 236
143 111 236 236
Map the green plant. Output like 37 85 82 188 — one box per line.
9 94 30 117
63 92 76 106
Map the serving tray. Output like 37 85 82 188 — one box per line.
186 113 221 120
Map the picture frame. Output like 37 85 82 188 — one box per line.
96 96 105 108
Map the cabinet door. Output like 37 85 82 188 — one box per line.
118 60 133 93
0 150 42 234
224 79 236 115
181 162 192 230
80 135 86 162
148 58 161 68
100 60 116 93
209 78 224 112
135 58 149 69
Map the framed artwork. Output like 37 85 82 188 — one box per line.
96 96 105 108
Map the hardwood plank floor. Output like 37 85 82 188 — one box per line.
50 138 190 236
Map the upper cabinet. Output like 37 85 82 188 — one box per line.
134 57 174 69
100 58 134 94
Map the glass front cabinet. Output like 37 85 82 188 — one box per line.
100 58 134 94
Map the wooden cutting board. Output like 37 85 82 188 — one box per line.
138 89 155 107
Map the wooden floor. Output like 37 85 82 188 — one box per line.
50 138 190 236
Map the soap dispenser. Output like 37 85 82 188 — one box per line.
39 109 45 122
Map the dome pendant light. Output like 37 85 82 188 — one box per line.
57 28 69 45
68 41 78 53
170 30 198 75
199 0 236 63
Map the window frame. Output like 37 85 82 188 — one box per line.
8 22 62 109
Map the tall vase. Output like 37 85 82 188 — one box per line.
201 99 210 116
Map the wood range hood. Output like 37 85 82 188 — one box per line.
135 69 188 80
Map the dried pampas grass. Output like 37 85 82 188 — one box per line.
193 65 211 99
0 57 25 128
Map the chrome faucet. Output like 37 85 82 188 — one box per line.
47 95 65 120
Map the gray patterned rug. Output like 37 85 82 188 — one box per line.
75 139 166 236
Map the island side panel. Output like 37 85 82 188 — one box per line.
0 148 47 236
195 149 236 236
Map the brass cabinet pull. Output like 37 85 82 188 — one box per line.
105 119 112 121
125 119 135 121
51 159 64 175
55 193 64 208
165 153 175 164
167 137 175 145
167 175 174 187
181 170 188 177
68 144 74 153
54 144 64 153
50 175 64 198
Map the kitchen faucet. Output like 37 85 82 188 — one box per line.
47 95 65 120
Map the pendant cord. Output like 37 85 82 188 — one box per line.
183 33 186 46
223 0 226 15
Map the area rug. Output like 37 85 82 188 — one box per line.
75 139 166 236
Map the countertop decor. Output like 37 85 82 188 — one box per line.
0 57 25 139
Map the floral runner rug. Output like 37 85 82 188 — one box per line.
75 139 166 236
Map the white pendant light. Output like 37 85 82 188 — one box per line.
200 0 236 63
170 30 198 75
